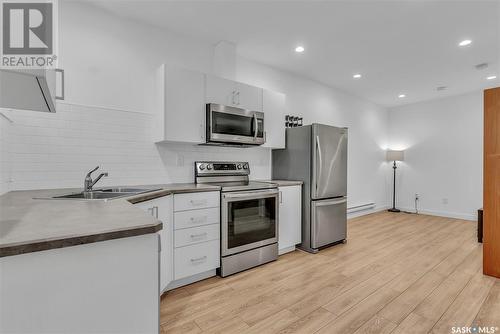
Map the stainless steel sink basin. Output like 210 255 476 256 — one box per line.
98 187 155 193
51 192 133 200
39 187 161 201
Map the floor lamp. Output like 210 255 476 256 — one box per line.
387 150 405 213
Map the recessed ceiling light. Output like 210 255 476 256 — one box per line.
353 74 362 79
487 75 497 80
295 46 305 53
398 94 406 98
458 39 472 47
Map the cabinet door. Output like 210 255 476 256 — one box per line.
205 75 238 107
164 67 205 143
278 185 302 254
262 90 286 148
236 82 263 111
134 195 173 292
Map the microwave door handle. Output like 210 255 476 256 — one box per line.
253 114 258 139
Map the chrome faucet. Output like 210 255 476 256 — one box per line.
84 166 108 192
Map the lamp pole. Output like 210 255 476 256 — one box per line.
388 160 400 212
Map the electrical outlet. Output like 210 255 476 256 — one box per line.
442 198 448 205
176 154 184 167
415 193 420 201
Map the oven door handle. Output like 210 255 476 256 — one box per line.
223 189 279 200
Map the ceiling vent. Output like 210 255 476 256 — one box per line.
436 86 447 91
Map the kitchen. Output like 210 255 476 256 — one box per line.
0 1 499 334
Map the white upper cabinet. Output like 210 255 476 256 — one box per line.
158 65 281 145
235 82 263 111
162 66 206 143
262 90 286 149
205 75 262 111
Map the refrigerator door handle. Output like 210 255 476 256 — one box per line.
315 135 322 193
314 197 347 207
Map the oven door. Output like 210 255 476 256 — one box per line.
207 103 265 145
221 189 279 256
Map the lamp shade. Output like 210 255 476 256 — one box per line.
386 150 405 162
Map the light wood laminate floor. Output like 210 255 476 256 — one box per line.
160 212 500 334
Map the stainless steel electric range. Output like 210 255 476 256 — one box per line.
195 161 279 277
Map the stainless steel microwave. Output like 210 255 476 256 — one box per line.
206 103 265 145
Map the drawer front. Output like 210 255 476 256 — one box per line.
175 224 220 248
174 207 219 230
174 191 220 212
174 240 220 280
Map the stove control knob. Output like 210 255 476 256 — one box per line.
199 164 205 170
207 164 213 170
243 164 249 169
237 164 242 169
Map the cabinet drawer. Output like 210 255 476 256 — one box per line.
174 240 220 280
174 191 219 212
174 224 219 248
174 207 219 230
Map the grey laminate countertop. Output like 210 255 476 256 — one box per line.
258 180 303 187
0 183 220 257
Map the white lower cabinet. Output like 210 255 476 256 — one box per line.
172 191 220 283
134 195 173 293
174 224 219 248
278 185 302 254
136 191 221 291
174 239 220 280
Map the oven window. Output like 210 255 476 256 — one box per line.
212 112 253 137
227 197 276 249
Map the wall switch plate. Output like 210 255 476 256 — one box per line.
442 198 448 205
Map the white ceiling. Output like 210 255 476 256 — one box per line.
90 1 500 107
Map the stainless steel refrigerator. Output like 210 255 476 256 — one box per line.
272 123 347 253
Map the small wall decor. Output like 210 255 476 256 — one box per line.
285 115 303 128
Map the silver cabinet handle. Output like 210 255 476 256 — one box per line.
231 90 236 105
190 216 207 224
190 199 207 207
148 206 159 218
190 256 207 263
236 91 240 105
190 232 208 239
279 191 283 204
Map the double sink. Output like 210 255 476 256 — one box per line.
50 187 160 200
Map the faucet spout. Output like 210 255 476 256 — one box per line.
84 166 108 192
91 173 109 188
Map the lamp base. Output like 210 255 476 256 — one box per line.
388 208 401 213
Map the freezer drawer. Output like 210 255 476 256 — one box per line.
311 197 347 249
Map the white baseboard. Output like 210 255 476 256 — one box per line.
398 207 476 221
347 205 389 219
165 269 216 291
278 245 296 255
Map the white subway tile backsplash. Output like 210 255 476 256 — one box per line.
1 102 271 191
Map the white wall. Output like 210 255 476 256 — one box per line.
237 59 390 210
0 112 12 194
388 91 483 220
0 1 390 215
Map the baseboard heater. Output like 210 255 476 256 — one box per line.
347 202 376 214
